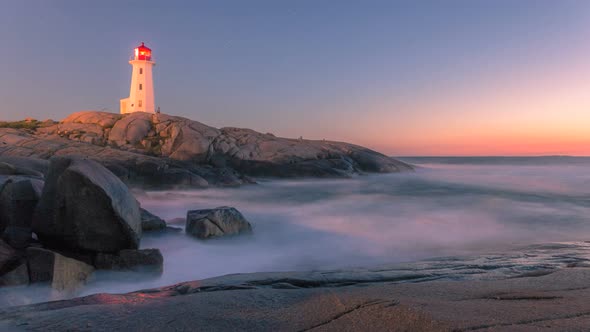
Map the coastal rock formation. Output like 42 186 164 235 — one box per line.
0 128 234 188
186 207 252 239
140 208 167 231
95 249 163 273
33 157 142 253
0 111 412 188
26 247 94 292
0 157 169 291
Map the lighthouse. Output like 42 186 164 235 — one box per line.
120 42 156 114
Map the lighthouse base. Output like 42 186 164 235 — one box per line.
120 98 130 114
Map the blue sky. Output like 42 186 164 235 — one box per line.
1 1 589 155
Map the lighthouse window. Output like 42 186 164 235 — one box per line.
139 68 143 74
138 100 142 107
139 84 143 90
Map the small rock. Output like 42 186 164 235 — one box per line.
186 207 252 239
140 208 167 232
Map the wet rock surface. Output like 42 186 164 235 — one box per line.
1 266 590 331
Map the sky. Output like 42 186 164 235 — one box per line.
1 0 590 156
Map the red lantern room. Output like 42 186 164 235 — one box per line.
134 42 152 61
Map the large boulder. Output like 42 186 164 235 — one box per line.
140 208 167 231
186 207 252 239
108 112 153 146
0 177 43 248
33 157 141 253
94 249 163 273
26 247 94 291
154 113 220 162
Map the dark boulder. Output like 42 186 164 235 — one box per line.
33 157 141 253
140 208 167 231
0 177 43 248
186 207 252 239
26 247 94 291
94 249 163 273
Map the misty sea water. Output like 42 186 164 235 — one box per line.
3 157 590 307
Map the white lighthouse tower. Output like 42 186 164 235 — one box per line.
120 42 156 114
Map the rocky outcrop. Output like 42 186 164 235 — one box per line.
0 156 167 293
33 157 142 253
0 128 234 188
26 247 94 292
186 207 252 239
95 249 163 273
140 208 167 231
0 111 412 187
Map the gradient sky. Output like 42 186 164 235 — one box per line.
1 1 590 156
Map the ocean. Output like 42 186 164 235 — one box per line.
3 157 590 306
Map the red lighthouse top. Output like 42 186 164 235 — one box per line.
134 42 152 61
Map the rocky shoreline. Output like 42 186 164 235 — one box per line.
0 111 413 188
0 155 254 297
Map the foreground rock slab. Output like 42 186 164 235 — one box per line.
186 206 252 239
1 267 590 331
33 157 141 252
